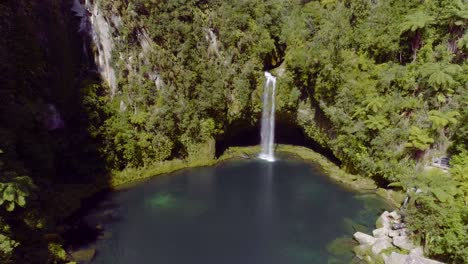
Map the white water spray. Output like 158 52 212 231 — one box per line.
259 72 276 162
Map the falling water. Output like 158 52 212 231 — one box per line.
259 72 276 162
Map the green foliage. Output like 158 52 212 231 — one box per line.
406 126 434 151
450 152 468 205
0 176 34 212
399 11 434 34
48 243 67 261
428 110 460 129
364 115 389 131
0 233 19 261
405 167 467 263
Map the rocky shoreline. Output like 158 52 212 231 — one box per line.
353 210 444 264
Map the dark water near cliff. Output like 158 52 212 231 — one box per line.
82 159 390 264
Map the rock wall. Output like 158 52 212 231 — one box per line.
71 0 117 96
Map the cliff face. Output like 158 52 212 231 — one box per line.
72 0 118 95
68 0 298 168
66 0 467 174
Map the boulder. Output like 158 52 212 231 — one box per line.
70 248 96 263
373 227 390 238
353 244 371 259
389 211 401 221
354 232 377 245
371 238 393 256
388 230 400 238
376 211 392 229
410 246 424 256
384 252 407 264
384 252 445 264
393 235 416 251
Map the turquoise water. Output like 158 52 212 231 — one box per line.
83 159 390 263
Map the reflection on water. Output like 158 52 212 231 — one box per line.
82 159 391 264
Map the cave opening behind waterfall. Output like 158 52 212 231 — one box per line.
215 119 341 166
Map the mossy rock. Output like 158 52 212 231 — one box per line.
342 218 368 233
376 188 405 208
327 236 358 257
353 244 371 258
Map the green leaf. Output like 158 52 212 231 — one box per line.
431 188 451 203
17 196 26 207
3 185 15 202
437 94 446 103
6 202 14 212
388 182 404 188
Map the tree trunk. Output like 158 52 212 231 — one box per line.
412 30 422 62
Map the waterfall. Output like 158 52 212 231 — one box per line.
259 72 276 162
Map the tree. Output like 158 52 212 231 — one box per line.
419 62 462 103
399 11 434 61
428 110 460 130
406 126 434 151
364 114 389 131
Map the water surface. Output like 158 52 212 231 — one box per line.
83 159 390 264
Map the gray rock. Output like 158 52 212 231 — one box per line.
384 252 407 264
353 244 371 259
393 235 416 250
373 227 390 238
389 211 401 221
384 252 445 264
376 211 392 229
388 230 400 237
371 238 393 255
354 232 377 245
410 246 424 256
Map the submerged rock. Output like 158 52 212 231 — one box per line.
353 244 371 259
70 248 96 263
326 236 357 257
343 217 368 233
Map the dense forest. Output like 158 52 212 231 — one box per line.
0 0 466 263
